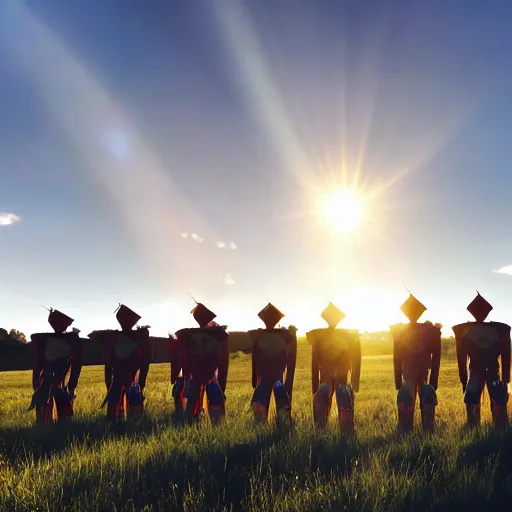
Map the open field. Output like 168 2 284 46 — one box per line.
1 341 512 511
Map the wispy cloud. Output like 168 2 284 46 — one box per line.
216 241 226 248
494 265 512 276
0 213 21 226
180 232 189 238
229 241 237 250
190 233 204 242
224 273 236 285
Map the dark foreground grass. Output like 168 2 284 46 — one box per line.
1 342 512 511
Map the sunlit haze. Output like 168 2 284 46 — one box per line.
1 1 512 338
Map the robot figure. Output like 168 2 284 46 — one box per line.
249 303 297 424
452 293 510 429
307 302 361 432
390 294 441 433
30 308 83 425
173 302 229 426
94 304 151 423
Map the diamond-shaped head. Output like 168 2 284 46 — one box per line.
467 292 493 322
115 304 141 331
321 302 346 328
48 308 74 334
191 302 217 328
258 302 285 329
400 294 426 323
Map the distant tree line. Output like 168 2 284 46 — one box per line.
0 325 455 372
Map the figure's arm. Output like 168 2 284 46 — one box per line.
138 336 151 390
500 326 511 383
217 332 230 393
429 328 442 390
454 326 468 386
169 336 182 384
251 332 258 389
393 336 403 390
284 332 297 399
67 334 83 390
351 336 362 393
31 334 44 390
311 341 320 395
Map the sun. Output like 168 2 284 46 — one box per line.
321 188 364 233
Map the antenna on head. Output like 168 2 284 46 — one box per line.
113 303 122 314
41 305 52 312
402 281 412 295
188 292 198 304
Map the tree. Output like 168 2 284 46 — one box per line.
8 329 27 343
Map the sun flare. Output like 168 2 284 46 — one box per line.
321 189 364 233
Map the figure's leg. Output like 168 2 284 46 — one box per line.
464 376 484 427
126 382 144 420
397 381 415 433
53 386 74 422
419 382 437 431
183 376 204 424
313 383 334 429
251 377 272 423
273 380 291 424
335 384 355 433
33 378 54 426
488 378 509 429
205 378 226 426
172 376 185 415
106 379 125 423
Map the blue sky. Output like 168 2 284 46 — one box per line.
1 0 512 336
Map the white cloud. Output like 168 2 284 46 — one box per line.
0 213 21 226
229 241 237 250
216 241 226 248
191 233 204 242
224 273 236 285
494 265 512 276
180 232 189 238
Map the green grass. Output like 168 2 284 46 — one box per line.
0 342 511 511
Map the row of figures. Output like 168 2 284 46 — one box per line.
29 292 511 433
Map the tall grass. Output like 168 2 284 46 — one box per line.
0 344 511 511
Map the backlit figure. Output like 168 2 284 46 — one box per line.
390 294 441 433
173 302 229 426
92 304 151 423
307 302 361 432
452 293 510 429
249 303 297 424
30 308 83 425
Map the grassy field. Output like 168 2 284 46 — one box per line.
0 341 512 511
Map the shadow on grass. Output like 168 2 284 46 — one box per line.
0 412 184 465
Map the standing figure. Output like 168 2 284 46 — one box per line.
250 303 297 424
92 304 151 423
307 302 361 432
30 308 83 425
173 302 229 425
390 294 441 433
452 293 510 429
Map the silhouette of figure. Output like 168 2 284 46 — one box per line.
249 303 297 424
307 302 361 432
94 304 151 423
390 294 441 433
452 293 510 429
30 308 83 425
173 303 229 425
